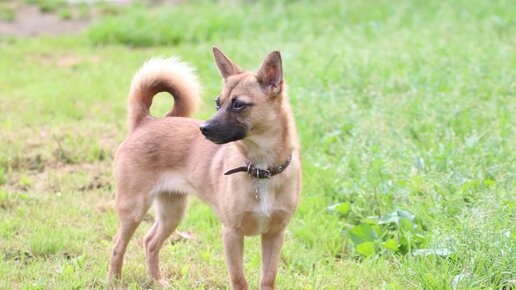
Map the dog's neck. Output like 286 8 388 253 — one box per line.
237 102 299 169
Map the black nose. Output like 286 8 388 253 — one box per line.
200 123 211 135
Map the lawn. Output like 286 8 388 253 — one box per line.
0 0 514 289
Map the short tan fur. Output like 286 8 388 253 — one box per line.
107 48 301 290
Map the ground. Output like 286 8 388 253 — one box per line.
0 0 514 289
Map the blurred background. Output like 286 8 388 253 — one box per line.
0 0 514 289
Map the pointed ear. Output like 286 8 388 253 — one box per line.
256 51 283 95
212 47 243 80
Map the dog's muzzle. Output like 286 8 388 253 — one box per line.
199 120 247 144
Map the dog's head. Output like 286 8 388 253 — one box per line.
200 47 284 144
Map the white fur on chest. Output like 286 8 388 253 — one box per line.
253 181 275 217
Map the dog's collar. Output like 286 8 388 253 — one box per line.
224 154 293 179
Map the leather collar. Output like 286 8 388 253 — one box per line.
224 154 293 179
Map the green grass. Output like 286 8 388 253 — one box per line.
0 3 16 21
23 0 66 13
0 0 515 288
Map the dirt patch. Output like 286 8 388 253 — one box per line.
0 1 184 37
0 122 121 195
32 54 101 67
3 160 113 194
0 5 89 37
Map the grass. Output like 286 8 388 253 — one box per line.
4 0 117 21
0 3 16 21
23 0 66 13
0 0 515 288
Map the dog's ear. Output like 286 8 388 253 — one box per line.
212 47 243 80
256 51 283 95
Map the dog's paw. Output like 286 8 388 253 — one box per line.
156 279 170 288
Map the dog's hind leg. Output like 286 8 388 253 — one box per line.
144 193 188 286
107 190 151 284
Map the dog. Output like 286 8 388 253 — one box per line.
107 47 301 290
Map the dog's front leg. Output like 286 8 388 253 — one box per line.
260 230 285 290
223 227 249 290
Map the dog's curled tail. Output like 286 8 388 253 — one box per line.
128 57 201 132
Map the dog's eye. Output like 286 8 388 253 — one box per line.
232 100 246 111
215 97 221 110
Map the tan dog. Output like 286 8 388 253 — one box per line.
107 47 301 290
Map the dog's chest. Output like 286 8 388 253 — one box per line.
239 183 290 236
253 183 275 216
